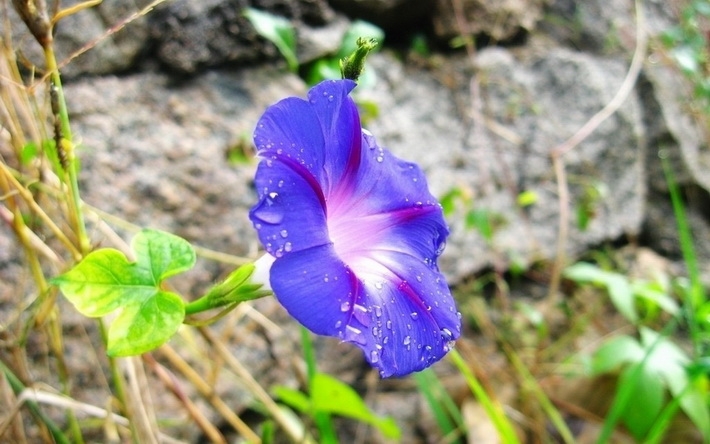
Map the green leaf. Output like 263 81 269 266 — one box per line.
619 363 665 440
590 335 644 375
20 141 39 165
563 263 638 323
273 386 312 413
53 249 156 317
108 290 185 356
466 209 494 241
632 280 680 317
311 373 400 439
131 228 196 282
516 190 538 207
440 187 463 216
244 8 298 72
53 229 195 356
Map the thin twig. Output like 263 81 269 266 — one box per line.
198 326 313 443
143 354 227 444
547 0 647 301
157 344 262 443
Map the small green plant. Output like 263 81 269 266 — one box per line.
563 262 679 324
662 0 710 115
274 372 400 441
440 186 507 243
244 7 299 72
52 229 269 356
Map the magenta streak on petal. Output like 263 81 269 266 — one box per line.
326 116 363 202
270 155 327 211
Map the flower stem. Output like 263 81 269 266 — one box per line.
44 43 91 255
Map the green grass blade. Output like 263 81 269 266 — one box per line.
661 154 705 354
448 349 520 443
413 369 464 442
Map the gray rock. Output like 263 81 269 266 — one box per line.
7 0 152 78
432 0 545 43
542 0 679 54
148 0 337 74
327 0 435 31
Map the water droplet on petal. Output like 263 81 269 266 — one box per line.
284 242 293 252
374 282 383 290
251 193 284 225
374 305 382 318
340 301 351 312
352 304 370 326
335 320 342 328
344 325 365 345
370 350 379 363
410 312 419 320
436 241 446 256
403 336 411 346
441 328 453 340
280 229 288 238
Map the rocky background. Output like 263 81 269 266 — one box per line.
2 0 709 442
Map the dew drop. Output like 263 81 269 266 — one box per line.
386 320 392 330
284 242 293 252
370 350 379 363
416 275 423 282
328 95 334 102
383 336 389 344
335 320 342 328
277 180 284 188
374 305 382 318
344 325 365 345
403 336 411 346
436 241 446 256
340 301 351 312
374 282 383 290
280 229 288 238
324 276 329 282
441 328 453 339
376 155 384 162
251 193 283 225
410 312 419 320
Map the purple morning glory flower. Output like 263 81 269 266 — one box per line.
249 79 460 377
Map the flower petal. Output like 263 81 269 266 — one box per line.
269 243 361 337
250 158 329 256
